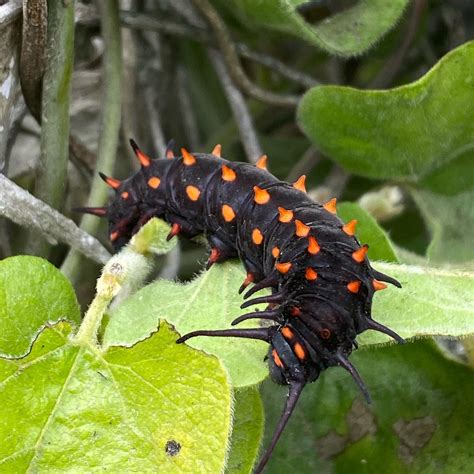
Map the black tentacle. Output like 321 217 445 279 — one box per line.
176 327 271 344
253 382 306 474
231 310 280 326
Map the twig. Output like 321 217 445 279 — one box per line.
25 0 75 256
192 0 300 107
370 0 427 88
0 6 21 175
62 0 123 281
322 164 350 198
19 0 47 121
0 174 110 264
236 44 318 89
0 0 21 27
285 146 321 182
119 11 318 89
208 49 262 162
139 32 168 157
177 66 200 151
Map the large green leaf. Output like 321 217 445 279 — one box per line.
0 321 232 472
104 262 268 388
411 189 474 266
261 340 474 473
298 41 474 183
227 0 408 56
0 256 80 358
363 262 474 345
338 202 398 262
226 387 264 473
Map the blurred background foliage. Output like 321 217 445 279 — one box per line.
0 0 473 472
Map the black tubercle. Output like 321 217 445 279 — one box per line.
77 140 404 473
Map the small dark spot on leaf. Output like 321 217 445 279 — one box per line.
97 371 108 380
165 440 181 457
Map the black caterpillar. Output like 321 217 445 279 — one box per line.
78 140 404 473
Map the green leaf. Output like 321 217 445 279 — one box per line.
361 262 474 345
338 202 399 262
411 189 474 266
0 256 80 358
104 261 268 388
128 217 177 256
226 387 264 473
261 340 474 473
227 0 408 56
298 41 474 182
0 321 232 472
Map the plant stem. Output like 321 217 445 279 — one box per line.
61 0 122 282
73 293 111 346
26 0 75 256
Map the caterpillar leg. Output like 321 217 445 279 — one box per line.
176 327 271 344
206 234 238 269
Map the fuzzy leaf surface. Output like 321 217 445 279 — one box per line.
364 262 474 345
0 256 80 357
298 41 474 182
0 321 231 472
228 0 408 56
104 262 268 387
226 387 264 473
261 340 474 473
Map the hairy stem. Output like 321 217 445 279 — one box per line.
62 0 122 281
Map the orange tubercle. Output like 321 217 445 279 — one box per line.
352 244 369 263
212 144 222 157
252 228 264 245
305 267 318 281
209 247 220 264
135 149 151 167
281 327 293 339
278 207 294 223
186 185 201 201
272 246 280 258
181 148 197 166
295 220 310 237
221 165 236 182
323 198 337 214
293 175 306 192
307 236 320 255
147 176 161 189
275 262 292 274
110 231 119 241
342 219 357 236
347 280 361 293
256 154 268 170
221 204 236 222
290 307 301 317
121 191 129 199
373 279 388 291
253 186 270 204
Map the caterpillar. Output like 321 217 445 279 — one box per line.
78 140 404 473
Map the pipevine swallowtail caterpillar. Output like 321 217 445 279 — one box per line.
78 140 404 473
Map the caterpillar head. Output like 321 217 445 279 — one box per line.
75 140 173 250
